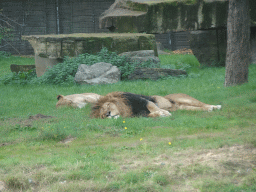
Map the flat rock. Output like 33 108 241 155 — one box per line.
74 62 121 85
128 68 187 80
119 50 160 68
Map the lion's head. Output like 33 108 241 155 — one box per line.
56 93 101 108
56 95 76 108
91 93 132 119
99 102 120 119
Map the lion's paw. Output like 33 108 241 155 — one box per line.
216 105 222 110
113 115 120 119
208 106 214 112
208 105 222 112
159 110 172 117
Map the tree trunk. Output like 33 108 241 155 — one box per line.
225 0 250 87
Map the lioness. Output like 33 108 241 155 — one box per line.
91 92 171 119
152 93 221 112
56 93 101 108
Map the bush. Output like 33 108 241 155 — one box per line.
0 48 200 85
33 48 138 85
1 69 36 85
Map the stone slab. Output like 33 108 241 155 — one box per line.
128 68 187 80
10 64 35 73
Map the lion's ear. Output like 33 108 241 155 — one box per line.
57 95 64 100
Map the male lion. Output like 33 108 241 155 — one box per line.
91 92 171 119
163 93 222 112
56 93 101 108
151 93 221 112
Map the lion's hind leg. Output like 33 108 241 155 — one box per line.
146 101 171 117
165 94 222 112
178 104 222 112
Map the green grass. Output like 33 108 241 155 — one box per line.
159 54 200 73
0 54 256 191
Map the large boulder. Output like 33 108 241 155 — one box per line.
119 50 160 68
74 62 121 85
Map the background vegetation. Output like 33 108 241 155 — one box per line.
0 51 255 191
0 48 200 85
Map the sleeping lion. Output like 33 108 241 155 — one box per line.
91 92 171 119
151 94 221 112
56 93 101 108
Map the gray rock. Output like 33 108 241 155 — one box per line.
128 68 187 81
74 62 121 85
119 50 160 68
120 50 157 57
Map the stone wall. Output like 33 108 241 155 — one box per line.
22 33 158 77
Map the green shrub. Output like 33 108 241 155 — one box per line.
1 69 36 85
0 49 201 85
33 48 138 85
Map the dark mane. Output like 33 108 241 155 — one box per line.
91 92 158 118
122 92 152 117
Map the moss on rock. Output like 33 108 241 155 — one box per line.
22 33 158 58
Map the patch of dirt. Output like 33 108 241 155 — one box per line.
0 180 5 191
0 143 12 147
0 114 54 147
28 114 53 120
1 114 54 127
152 145 256 170
117 144 256 191
59 135 77 144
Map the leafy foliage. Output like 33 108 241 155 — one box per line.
0 48 200 85
1 69 36 85
33 48 139 85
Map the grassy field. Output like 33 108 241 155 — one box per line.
0 54 256 191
